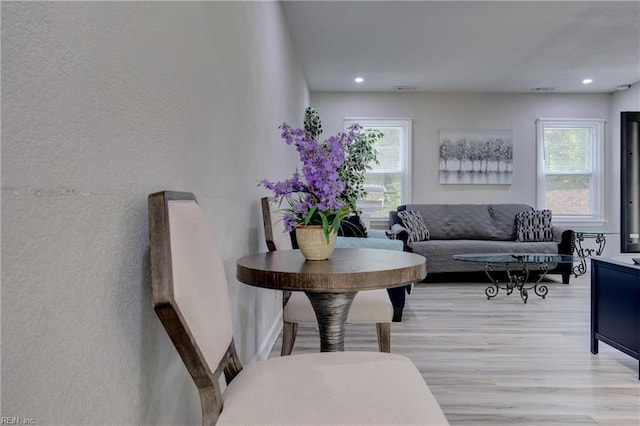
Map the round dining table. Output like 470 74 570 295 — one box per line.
236 248 427 352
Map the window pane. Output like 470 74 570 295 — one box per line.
348 118 411 219
357 172 402 217
543 128 591 172
544 174 591 215
369 127 402 172
537 119 603 221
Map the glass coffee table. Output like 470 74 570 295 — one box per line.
453 253 577 303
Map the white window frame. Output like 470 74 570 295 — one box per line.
344 117 412 221
535 118 605 224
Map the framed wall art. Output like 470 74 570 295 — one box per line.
439 129 513 184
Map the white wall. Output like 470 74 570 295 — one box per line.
312 91 610 206
312 90 640 255
2 2 306 424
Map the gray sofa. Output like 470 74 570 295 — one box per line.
389 204 575 283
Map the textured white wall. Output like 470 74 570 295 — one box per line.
312 90 640 255
2 2 307 424
311 92 611 209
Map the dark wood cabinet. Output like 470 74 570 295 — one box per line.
591 257 640 379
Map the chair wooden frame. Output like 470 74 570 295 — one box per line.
149 191 243 424
261 197 391 355
148 191 448 425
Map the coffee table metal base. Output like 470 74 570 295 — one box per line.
484 263 549 304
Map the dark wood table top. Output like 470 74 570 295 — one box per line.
236 248 426 293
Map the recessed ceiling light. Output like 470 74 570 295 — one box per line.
582 78 593 84
354 77 364 84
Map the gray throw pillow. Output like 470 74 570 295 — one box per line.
516 209 553 242
398 210 430 243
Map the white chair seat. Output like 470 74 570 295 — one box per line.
285 289 393 323
218 351 448 425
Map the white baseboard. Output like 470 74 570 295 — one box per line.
250 311 283 363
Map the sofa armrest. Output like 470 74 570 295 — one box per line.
552 227 575 255
550 227 575 284
552 226 568 242
389 210 401 227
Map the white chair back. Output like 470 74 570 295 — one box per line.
166 199 234 368
149 191 244 424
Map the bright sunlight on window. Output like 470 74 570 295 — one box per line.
536 119 605 223
344 118 412 220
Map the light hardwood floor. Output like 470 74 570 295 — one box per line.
269 273 640 425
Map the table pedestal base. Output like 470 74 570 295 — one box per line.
485 263 549 303
305 291 356 352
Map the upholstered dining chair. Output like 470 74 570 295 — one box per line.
261 197 393 355
148 191 448 425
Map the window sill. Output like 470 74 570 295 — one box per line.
369 217 391 230
552 216 607 229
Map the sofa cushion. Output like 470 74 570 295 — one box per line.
403 204 533 240
335 235 403 251
398 210 430 243
516 209 553 242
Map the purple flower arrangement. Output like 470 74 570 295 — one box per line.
261 121 362 241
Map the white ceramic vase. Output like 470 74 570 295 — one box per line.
295 225 337 260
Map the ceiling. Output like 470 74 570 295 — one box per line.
281 1 640 94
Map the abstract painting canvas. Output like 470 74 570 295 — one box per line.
439 129 513 184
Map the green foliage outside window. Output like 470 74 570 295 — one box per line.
543 128 591 172
542 126 594 215
355 126 404 217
